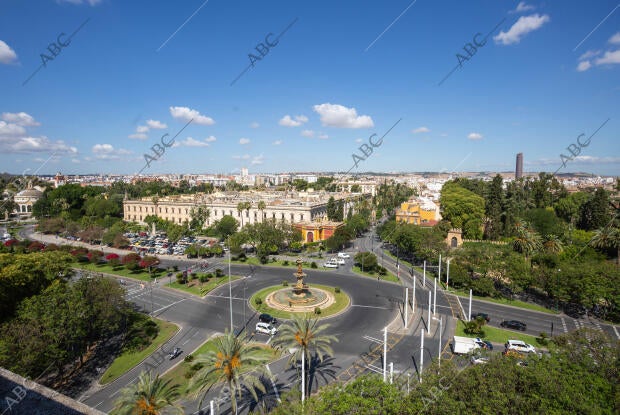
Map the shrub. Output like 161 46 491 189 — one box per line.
190 272 197 280
378 266 387 276
184 354 194 363
310 261 318 269
237 253 247 262
314 307 321 315
215 268 224 278
254 297 262 306
260 255 269 264
282 260 289 266
176 273 185 284
206 272 214 279
463 319 485 336
198 274 208 283
173 265 179 271
537 332 549 346
334 287 341 293
282 280 289 286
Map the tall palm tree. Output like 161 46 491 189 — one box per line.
272 314 337 400
237 202 245 228
257 201 266 223
543 235 564 254
189 330 271 414
244 201 252 225
111 371 183 415
591 225 620 266
512 221 542 263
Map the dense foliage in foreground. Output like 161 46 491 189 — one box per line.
270 329 619 415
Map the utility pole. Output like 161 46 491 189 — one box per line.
412 277 416 309
228 236 233 332
420 329 424 383
404 288 409 329
427 291 431 334
383 326 388 383
468 289 472 322
433 316 443 367
389 362 394 384
438 254 441 283
446 258 451 289
433 278 437 315
423 261 426 287
301 349 305 403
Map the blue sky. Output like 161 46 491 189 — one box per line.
1 0 619 175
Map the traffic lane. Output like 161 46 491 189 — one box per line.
84 325 214 413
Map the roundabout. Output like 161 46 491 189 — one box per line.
249 259 351 319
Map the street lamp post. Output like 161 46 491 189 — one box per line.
556 268 561 312
446 258 451 290
228 236 233 332
432 316 443 367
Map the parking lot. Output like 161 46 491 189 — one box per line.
124 232 220 257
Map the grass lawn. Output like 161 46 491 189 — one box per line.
74 262 166 282
450 288 558 314
351 265 400 283
231 257 324 269
455 320 542 346
249 284 351 320
167 275 242 296
100 318 178 384
161 335 279 396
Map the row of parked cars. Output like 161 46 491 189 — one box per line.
124 232 210 256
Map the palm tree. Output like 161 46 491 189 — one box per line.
244 201 252 225
591 225 620 266
189 330 271 414
111 371 183 415
512 222 542 263
272 314 337 401
237 202 245 228
543 235 564 254
257 201 266 223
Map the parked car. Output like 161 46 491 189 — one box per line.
168 347 182 360
337 252 350 259
323 261 338 268
472 312 490 322
255 322 277 335
259 313 277 325
500 320 527 331
474 338 493 350
335 258 346 265
505 339 536 354
470 355 490 365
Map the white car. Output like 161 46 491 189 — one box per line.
335 258 346 265
323 261 338 268
505 340 536 354
256 322 277 335
337 252 350 259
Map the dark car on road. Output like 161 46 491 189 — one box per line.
500 320 527 331
472 312 490 322
259 313 277 325
168 347 182 360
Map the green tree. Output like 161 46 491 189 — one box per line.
215 215 239 239
257 200 266 223
111 371 183 415
579 188 611 230
590 225 620 266
484 174 504 240
440 182 485 239
272 314 337 398
189 330 270 413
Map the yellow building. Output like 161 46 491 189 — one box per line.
293 221 344 243
395 197 440 225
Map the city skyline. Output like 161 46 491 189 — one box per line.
1 0 619 176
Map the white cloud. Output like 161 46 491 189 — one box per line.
91 143 131 159
56 0 102 5
412 126 430 134
577 60 592 72
178 137 210 147
239 138 250 145
1 112 40 127
579 50 601 60
232 154 251 160
205 135 217 142
128 133 148 140
0 40 18 64
512 1 535 13
318 133 329 139
169 106 215 126
595 49 620 65
312 103 374 129
272 140 282 145
467 132 483 140
251 154 264 165
71 158 81 164
355 138 363 143
146 119 167 129
301 130 314 138
136 125 149 134
0 121 27 137
494 14 550 45
279 115 308 127
609 32 620 45
250 122 260 128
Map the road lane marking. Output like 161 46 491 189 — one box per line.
613 326 620 339
151 298 186 314
351 304 390 309
561 317 568 333
266 365 281 403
